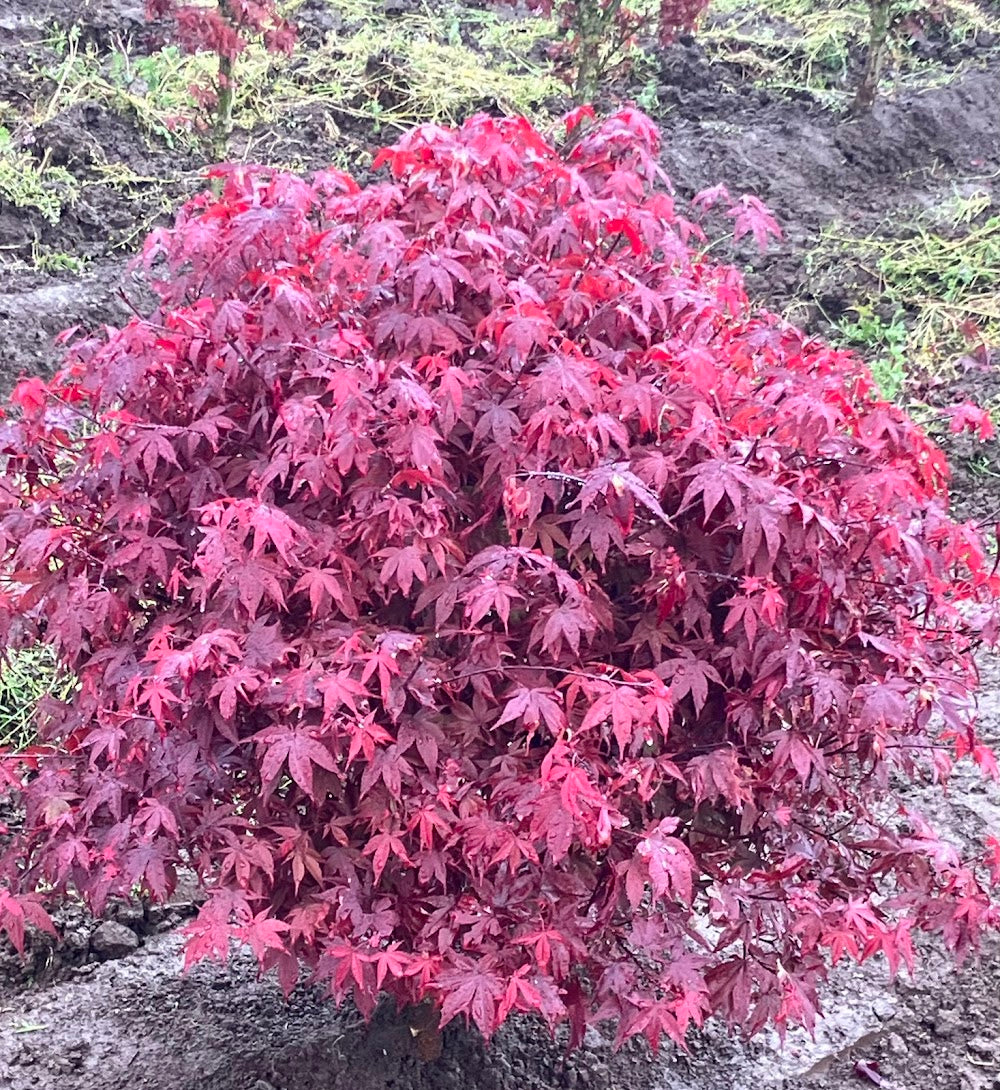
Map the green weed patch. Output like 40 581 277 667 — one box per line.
807 187 1000 389
0 126 78 224
38 1 562 155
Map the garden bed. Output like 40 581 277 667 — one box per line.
1 1 999 1087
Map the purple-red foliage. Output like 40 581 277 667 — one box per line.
525 0 710 45
0 107 998 1048
146 0 295 60
656 0 712 42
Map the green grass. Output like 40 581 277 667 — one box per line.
701 0 999 104
0 126 78 225
40 27 232 150
37 0 563 159
27 242 87 274
806 188 1000 386
0 646 76 753
249 1 563 134
834 304 910 399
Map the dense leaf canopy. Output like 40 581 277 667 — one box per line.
0 107 997 1047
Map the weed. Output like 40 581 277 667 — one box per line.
29 245 87 274
0 127 78 225
964 450 1000 478
38 3 562 153
836 304 910 398
635 76 662 112
41 33 226 150
260 3 562 131
701 0 999 105
808 189 1000 381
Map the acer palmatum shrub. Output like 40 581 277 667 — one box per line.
514 0 712 101
1 105 999 1049
145 0 295 157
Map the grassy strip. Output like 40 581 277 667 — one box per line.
37 1 563 156
805 186 1000 396
701 0 999 104
0 125 77 224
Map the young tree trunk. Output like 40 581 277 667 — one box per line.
852 0 893 114
571 0 622 104
211 0 237 164
212 55 235 162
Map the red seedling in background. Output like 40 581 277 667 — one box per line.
145 0 295 157
507 0 711 101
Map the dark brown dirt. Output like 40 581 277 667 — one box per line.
0 260 133 381
1 0 999 1086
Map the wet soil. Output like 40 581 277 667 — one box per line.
1 0 999 1087
0 753 997 1090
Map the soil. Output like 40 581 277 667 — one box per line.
1 1 999 1087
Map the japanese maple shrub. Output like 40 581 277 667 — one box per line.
145 0 295 157
1 107 999 1047
514 0 711 101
